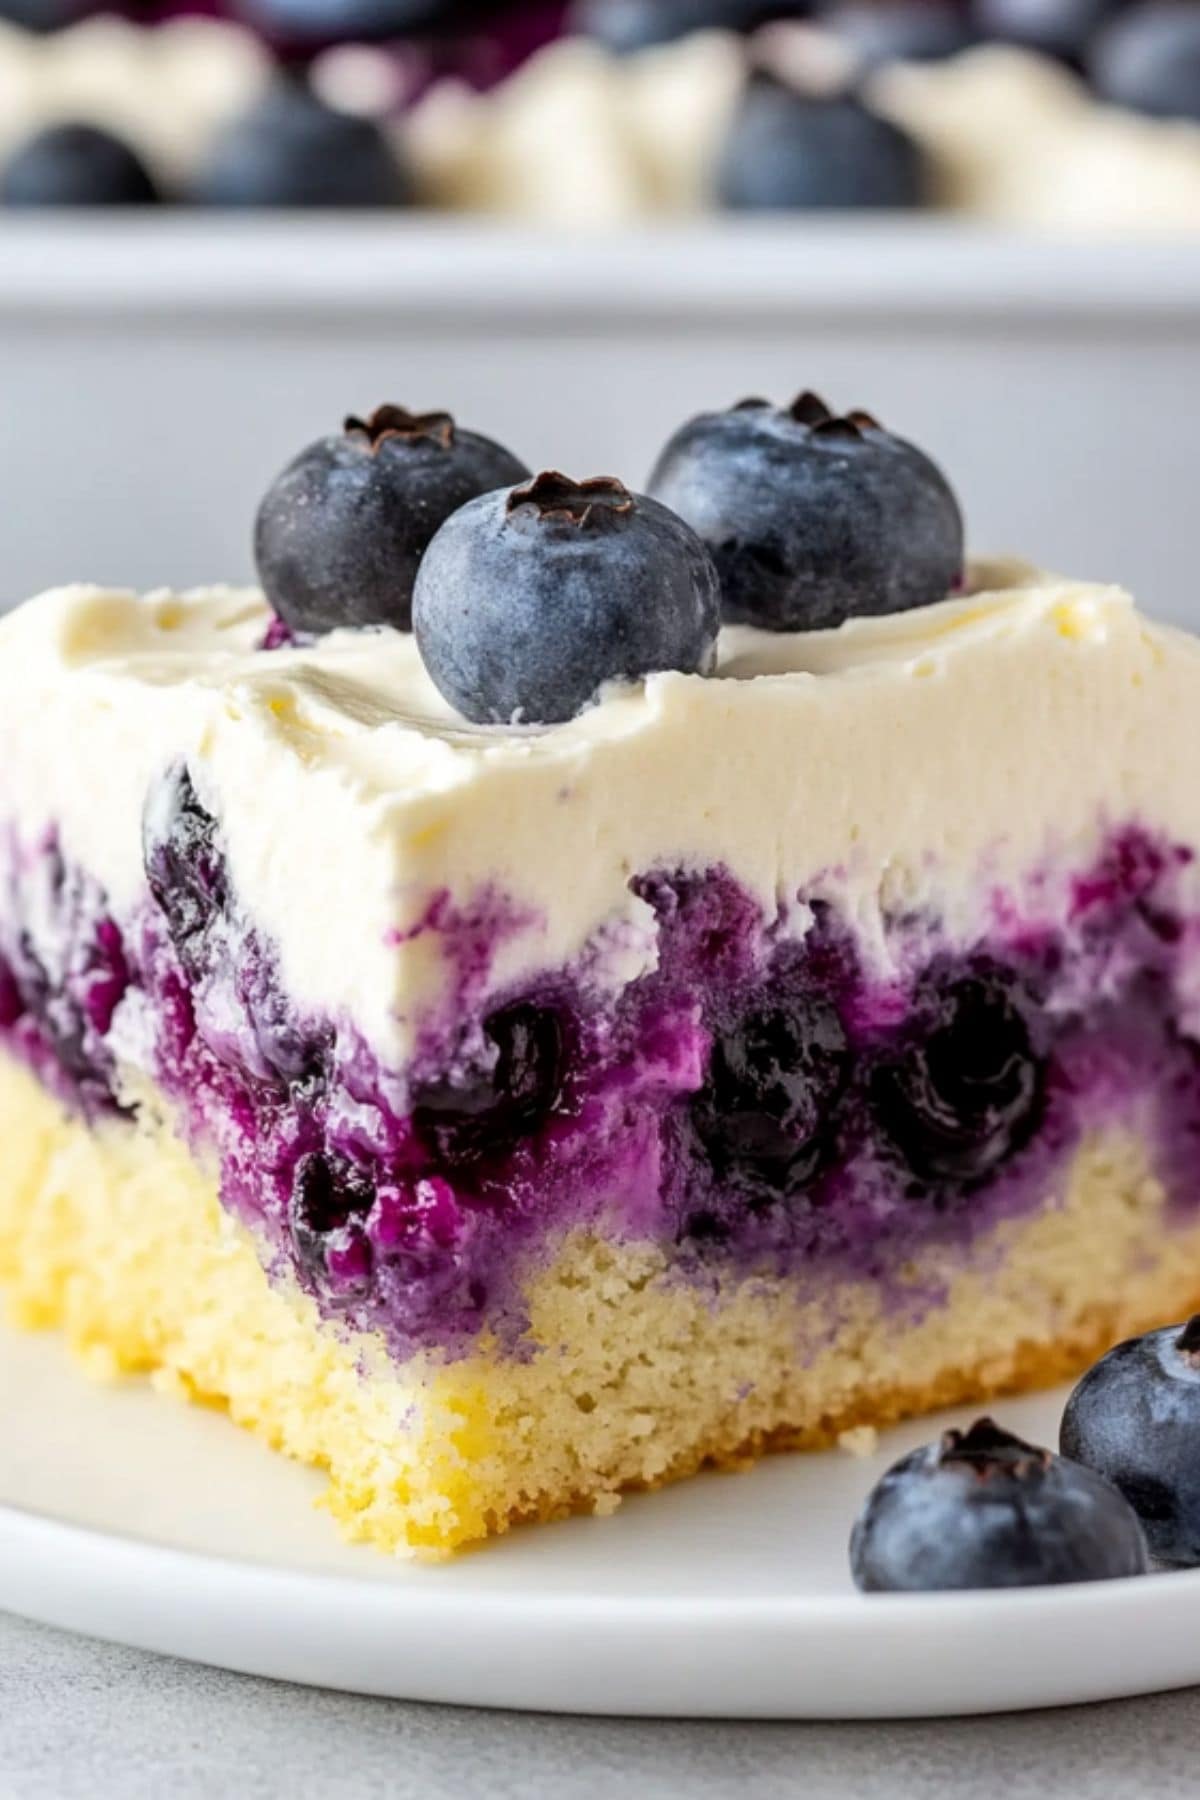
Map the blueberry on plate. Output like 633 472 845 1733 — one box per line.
647 390 963 631
1088 3 1200 123
2 123 161 208
870 968 1044 1187
255 404 529 636
850 1416 1149 1590
194 75 410 208
692 995 849 1199
413 471 722 725
819 1 976 69
716 75 926 210
567 0 803 52
974 0 1124 69
1061 1316 1200 1564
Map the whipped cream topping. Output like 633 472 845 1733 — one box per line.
3 562 1200 1067
406 30 1200 231
870 46 1200 230
0 17 269 182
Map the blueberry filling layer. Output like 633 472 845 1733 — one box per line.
2 790 1199 1360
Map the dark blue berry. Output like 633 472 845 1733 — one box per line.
288 1150 374 1297
413 1002 565 1167
234 0 497 45
412 471 721 725
2 123 160 208
1061 1316 1200 1564
255 405 529 637
716 77 925 210
567 0 806 52
0 0 83 28
975 0 1122 67
871 970 1043 1187
143 765 229 980
850 1417 1149 1590
1088 4 1200 122
693 996 848 1198
648 391 963 631
195 77 410 207
821 0 976 67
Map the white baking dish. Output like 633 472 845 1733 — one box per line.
0 213 1196 622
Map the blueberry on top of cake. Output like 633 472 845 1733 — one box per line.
3 390 1200 1560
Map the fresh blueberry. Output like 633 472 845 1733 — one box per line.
194 75 410 207
850 1417 1149 1590
1061 1316 1200 1564
143 764 229 980
2 123 160 208
254 405 529 637
1088 4 1200 122
288 1150 374 1297
975 0 1123 68
234 0 502 45
413 1001 565 1167
567 0 806 52
0 0 84 28
647 391 963 631
871 969 1044 1188
820 0 976 68
693 995 848 1199
715 77 926 210
412 471 721 725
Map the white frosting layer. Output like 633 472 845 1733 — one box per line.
0 20 1197 229
871 46 1200 231
4 563 1200 1066
0 16 269 183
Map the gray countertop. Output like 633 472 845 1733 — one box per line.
1 1608 1196 1799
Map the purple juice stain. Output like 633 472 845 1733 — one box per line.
2 781 1200 1361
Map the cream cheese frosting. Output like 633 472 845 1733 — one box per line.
0 16 269 183
3 562 1200 1067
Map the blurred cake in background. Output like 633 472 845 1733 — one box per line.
0 0 1195 223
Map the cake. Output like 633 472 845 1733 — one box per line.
4 393 1200 1559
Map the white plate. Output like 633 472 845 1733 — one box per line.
2 1322 1199 1718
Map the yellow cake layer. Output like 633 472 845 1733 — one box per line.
2 1051 1200 1558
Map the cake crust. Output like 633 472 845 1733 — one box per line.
4 1052 1198 1558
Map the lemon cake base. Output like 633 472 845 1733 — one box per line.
3 1051 1200 1558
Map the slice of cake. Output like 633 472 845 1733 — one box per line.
3 393 1200 1559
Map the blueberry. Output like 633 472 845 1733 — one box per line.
254 405 529 637
0 0 83 28
820 0 976 68
2 124 160 208
288 1150 374 1297
1061 1316 1200 1564
234 0 499 45
850 1417 1149 1590
194 76 410 208
567 0 805 52
871 969 1044 1187
648 391 963 631
413 1001 565 1168
975 0 1123 68
143 765 229 980
693 995 848 1198
412 471 721 725
1088 4 1200 122
716 77 925 210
